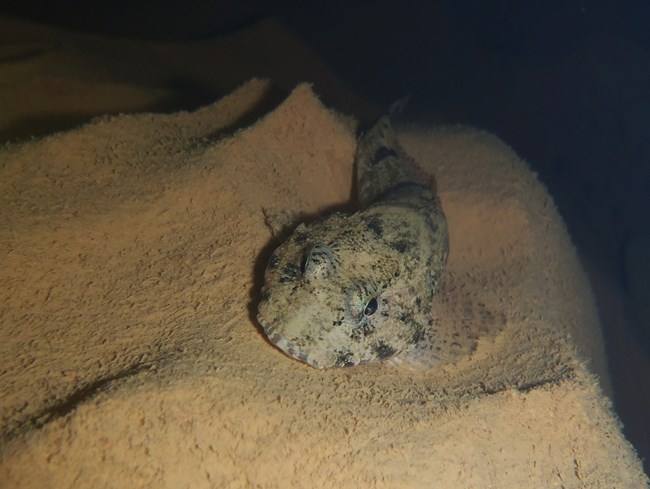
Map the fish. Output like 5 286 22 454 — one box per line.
256 116 450 368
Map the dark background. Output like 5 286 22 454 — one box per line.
2 0 649 474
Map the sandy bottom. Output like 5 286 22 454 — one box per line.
0 12 648 488
0 78 646 487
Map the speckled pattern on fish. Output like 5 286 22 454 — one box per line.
257 116 449 368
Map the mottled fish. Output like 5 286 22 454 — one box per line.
257 116 450 368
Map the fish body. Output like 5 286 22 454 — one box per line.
257 117 449 368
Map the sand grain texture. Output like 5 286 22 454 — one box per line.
0 81 647 487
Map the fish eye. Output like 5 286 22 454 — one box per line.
299 252 309 274
363 297 378 316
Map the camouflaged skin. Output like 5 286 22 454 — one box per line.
257 116 449 368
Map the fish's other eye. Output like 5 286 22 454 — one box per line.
299 252 309 274
364 298 378 316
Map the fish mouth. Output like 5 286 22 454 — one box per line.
256 313 325 369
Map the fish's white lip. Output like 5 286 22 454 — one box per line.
256 313 325 369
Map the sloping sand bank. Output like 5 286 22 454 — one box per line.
0 81 647 487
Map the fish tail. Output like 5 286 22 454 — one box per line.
355 116 431 206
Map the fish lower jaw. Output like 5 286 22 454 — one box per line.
256 314 325 369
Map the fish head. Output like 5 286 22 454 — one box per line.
257 212 425 368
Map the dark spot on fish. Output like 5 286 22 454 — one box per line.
379 182 430 201
261 289 271 301
297 350 312 363
279 263 299 283
415 297 422 307
425 217 439 234
390 240 412 253
410 327 424 344
294 232 309 243
364 217 383 237
373 341 397 359
335 349 354 367
351 320 376 340
372 147 398 166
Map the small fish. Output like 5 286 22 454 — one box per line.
257 116 450 368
